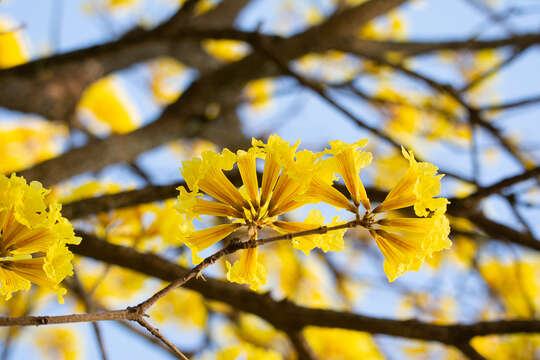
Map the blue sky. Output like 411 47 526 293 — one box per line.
1 0 540 358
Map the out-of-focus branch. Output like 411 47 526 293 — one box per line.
0 0 250 120
479 94 540 112
68 271 108 360
453 165 540 206
465 212 540 252
16 0 408 186
332 33 540 57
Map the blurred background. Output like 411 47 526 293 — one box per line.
1 0 540 359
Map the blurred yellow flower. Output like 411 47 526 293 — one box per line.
78 75 140 134
0 120 67 173
216 343 283 360
480 258 540 317
203 39 249 62
150 287 207 328
245 78 274 110
0 16 29 68
35 327 82 360
149 57 185 104
305 327 383 359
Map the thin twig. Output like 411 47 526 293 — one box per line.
455 342 487 360
136 318 189 360
70 270 109 360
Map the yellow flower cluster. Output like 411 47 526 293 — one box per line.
0 119 67 173
176 135 451 289
0 174 80 302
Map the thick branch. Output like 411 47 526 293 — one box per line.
0 309 138 326
0 1 251 120
453 166 540 206
16 0 407 186
67 233 540 345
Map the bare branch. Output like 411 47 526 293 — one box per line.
136 318 189 360
454 165 540 205
67 232 540 345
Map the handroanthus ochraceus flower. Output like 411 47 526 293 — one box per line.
366 147 451 281
177 136 452 287
177 135 346 290
303 139 372 215
369 210 451 281
373 147 449 217
0 174 80 302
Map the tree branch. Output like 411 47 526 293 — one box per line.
65 233 540 345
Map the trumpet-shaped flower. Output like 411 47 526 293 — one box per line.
226 247 267 290
177 135 347 289
302 158 358 213
369 211 451 281
323 139 372 210
374 147 448 217
0 174 80 302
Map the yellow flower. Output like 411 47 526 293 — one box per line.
374 147 448 217
266 150 319 217
176 186 241 220
0 16 29 68
181 223 241 264
35 327 82 360
369 211 451 281
226 247 267 290
302 158 358 213
203 39 249 62
373 151 408 191
0 174 80 302
177 135 344 289
78 75 140 134
479 258 540 317
0 120 67 173
107 0 138 10
323 139 372 210
271 210 346 255
252 134 299 209
148 57 185 104
216 343 283 360
149 287 207 328
245 78 274 110
304 327 383 360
